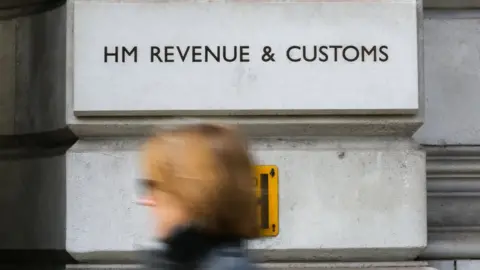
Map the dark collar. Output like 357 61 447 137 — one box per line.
160 226 243 264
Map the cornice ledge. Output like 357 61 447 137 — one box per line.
67 116 423 138
425 146 480 193
65 262 432 270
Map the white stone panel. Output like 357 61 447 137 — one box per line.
70 0 418 116
67 138 426 260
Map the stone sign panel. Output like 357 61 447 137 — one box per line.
70 0 419 116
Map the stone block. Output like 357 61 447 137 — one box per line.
428 261 454 270
0 4 66 136
67 137 426 261
66 0 424 138
70 0 419 117
13 5 66 134
414 13 480 144
0 155 66 250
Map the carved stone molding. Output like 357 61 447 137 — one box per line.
423 146 480 259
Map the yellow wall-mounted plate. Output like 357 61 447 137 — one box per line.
254 165 279 237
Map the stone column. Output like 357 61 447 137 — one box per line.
0 0 76 266
415 6 480 269
65 1 433 269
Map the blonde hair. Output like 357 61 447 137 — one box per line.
141 124 259 238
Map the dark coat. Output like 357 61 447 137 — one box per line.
142 227 256 270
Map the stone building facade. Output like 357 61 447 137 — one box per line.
1 1 479 269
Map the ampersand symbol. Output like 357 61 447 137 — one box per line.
262 46 276 62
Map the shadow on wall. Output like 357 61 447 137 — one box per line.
0 154 73 264
0 0 74 265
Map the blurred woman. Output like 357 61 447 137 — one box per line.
138 124 258 269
